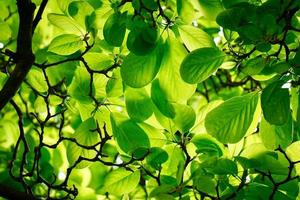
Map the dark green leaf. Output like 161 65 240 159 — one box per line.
146 147 169 169
125 87 153 122
103 13 126 47
261 81 290 125
121 45 162 88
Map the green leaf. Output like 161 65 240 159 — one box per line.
180 47 226 84
141 0 158 10
0 22 11 42
138 122 167 147
157 36 196 102
151 79 175 118
48 34 84 55
192 100 223 133
191 134 224 157
106 68 123 97
68 1 94 29
241 56 266 76
93 74 109 99
205 92 259 143
110 113 150 154
161 144 185 184
103 13 126 47
83 52 114 71
237 23 263 42
68 67 92 103
45 58 77 86
121 46 162 88
259 115 293 150
66 118 98 169
125 87 153 122
93 2 113 30
286 141 300 175
261 81 290 125
216 4 255 30
47 13 84 35
27 68 48 93
146 147 168 170
177 0 195 23
222 0 248 8
127 25 158 55
238 143 289 175
272 62 291 74
150 185 175 198
0 73 8 91
56 0 69 12
172 103 196 133
211 158 238 175
178 25 215 51
194 175 217 195
198 0 223 20
103 168 140 195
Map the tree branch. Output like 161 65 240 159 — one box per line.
0 183 36 200
32 0 48 32
0 0 36 111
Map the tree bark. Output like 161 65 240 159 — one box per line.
0 0 36 110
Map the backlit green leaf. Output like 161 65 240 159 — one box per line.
68 67 92 103
66 118 98 169
125 87 153 122
83 52 114 71
27 68 48 93
205 92 259 143
103 168 140 195
192 134 224 157
48 13 84 35
260 115 293 150
68 1 94 29
158 36 196 102
178 25 215 51
121 46 162 88
172 103 196 133
198 0 223 20
48 34 84 55
110 113 150 154
180 47 226 84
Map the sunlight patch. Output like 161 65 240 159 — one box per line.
58 171 66 180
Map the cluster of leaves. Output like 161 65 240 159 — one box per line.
0 0 300 199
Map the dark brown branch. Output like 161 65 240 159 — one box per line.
32 0 48 32
0 0 36 111
0 183 36 200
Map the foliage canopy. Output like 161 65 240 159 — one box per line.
1 0 300 199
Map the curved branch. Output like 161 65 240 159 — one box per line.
0 0 36 111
